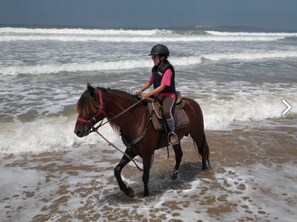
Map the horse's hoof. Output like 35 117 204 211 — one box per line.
201 166 208 170
171 170 178 180
123 187 135 198
143 191 150 197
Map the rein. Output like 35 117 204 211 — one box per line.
95 97 143 130
77 88 143 131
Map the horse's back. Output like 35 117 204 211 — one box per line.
183 97 204 129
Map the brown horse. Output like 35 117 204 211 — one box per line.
74 84 210 197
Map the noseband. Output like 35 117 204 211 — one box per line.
77 88 106 131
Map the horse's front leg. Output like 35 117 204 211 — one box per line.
114 148 136 198
171 143 183 179
142 155 153 197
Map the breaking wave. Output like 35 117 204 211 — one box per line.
0 35 284 42
1 51 297 75
1 91 296 153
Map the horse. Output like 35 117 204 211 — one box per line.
74 84 210 197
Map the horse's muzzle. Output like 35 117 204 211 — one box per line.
75 125 91 137
75 130 84 137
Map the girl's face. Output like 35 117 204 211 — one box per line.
151 55 160 66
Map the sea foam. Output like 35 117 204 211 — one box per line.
1 51 297 76
0 27 171 36
0 116 121 154
1 90 296 154
0 35 284 43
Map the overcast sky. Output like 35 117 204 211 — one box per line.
0 0 296 31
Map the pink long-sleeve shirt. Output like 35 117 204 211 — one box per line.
148 69 176 100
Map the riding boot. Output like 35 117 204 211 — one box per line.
166 117 179 145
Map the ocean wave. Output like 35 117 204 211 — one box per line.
0 59 152 75
1 57 204 75
1 51 297 75
206 31 297 37
201 51 297 62
0 35 284 43
0 56 206 75
0 116 120 154
0 28 294 43
1 92 296 153
0 27 171 36
2 27 296 38
201 92 297 130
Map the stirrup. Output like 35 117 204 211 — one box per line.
168 132 179 145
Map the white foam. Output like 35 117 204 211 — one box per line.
0 59 152 75
0 116 122 154
206 30 297 37
214 163 297 221
0 27 170 36
200 90 297 130
2 50 297 75
2 28 295 39
0 166 47 221
0 35 284 43
1 87 296 153
202 51 297 62
0 56 205 75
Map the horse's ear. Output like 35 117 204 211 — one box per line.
87 83 95 97
87 82 92 88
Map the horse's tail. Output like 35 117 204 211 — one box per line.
202 132 211 169
184 98 211 169
194 131 211 170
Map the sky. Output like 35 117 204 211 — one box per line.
0 0 297 31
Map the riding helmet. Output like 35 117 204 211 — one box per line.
148 44 170 57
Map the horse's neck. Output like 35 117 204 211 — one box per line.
103 91 147 136
104 91 144 119
105 93 135 113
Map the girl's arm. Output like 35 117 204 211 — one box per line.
137 74 154 94
137 81 152 94
141 84 166 99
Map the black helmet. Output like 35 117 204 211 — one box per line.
148 44 170 57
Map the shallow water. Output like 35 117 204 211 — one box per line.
1 27 297 221
1 126 297 221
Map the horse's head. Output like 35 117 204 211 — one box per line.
74 84 105 137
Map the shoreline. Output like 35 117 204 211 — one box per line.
1 127 297 221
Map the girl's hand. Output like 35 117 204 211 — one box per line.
135 90 142 95
141 93 149 100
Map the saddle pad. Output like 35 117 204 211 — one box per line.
148 103 189 131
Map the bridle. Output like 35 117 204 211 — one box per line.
76 87 143 133
75 87 145 171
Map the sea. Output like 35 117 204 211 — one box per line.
0 26 297 221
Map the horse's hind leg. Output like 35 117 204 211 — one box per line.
114 148 136 198
191 131 210 170
171 143 183 179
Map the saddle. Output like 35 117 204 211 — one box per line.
147 92 189 131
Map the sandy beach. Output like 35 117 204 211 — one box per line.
1 124 297 222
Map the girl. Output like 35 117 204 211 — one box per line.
137 44 179 145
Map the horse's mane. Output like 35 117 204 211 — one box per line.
103 88 144 132
104 88 141 102
75 89 98 117
75 87 141 117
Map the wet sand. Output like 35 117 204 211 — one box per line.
1 126 297 222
